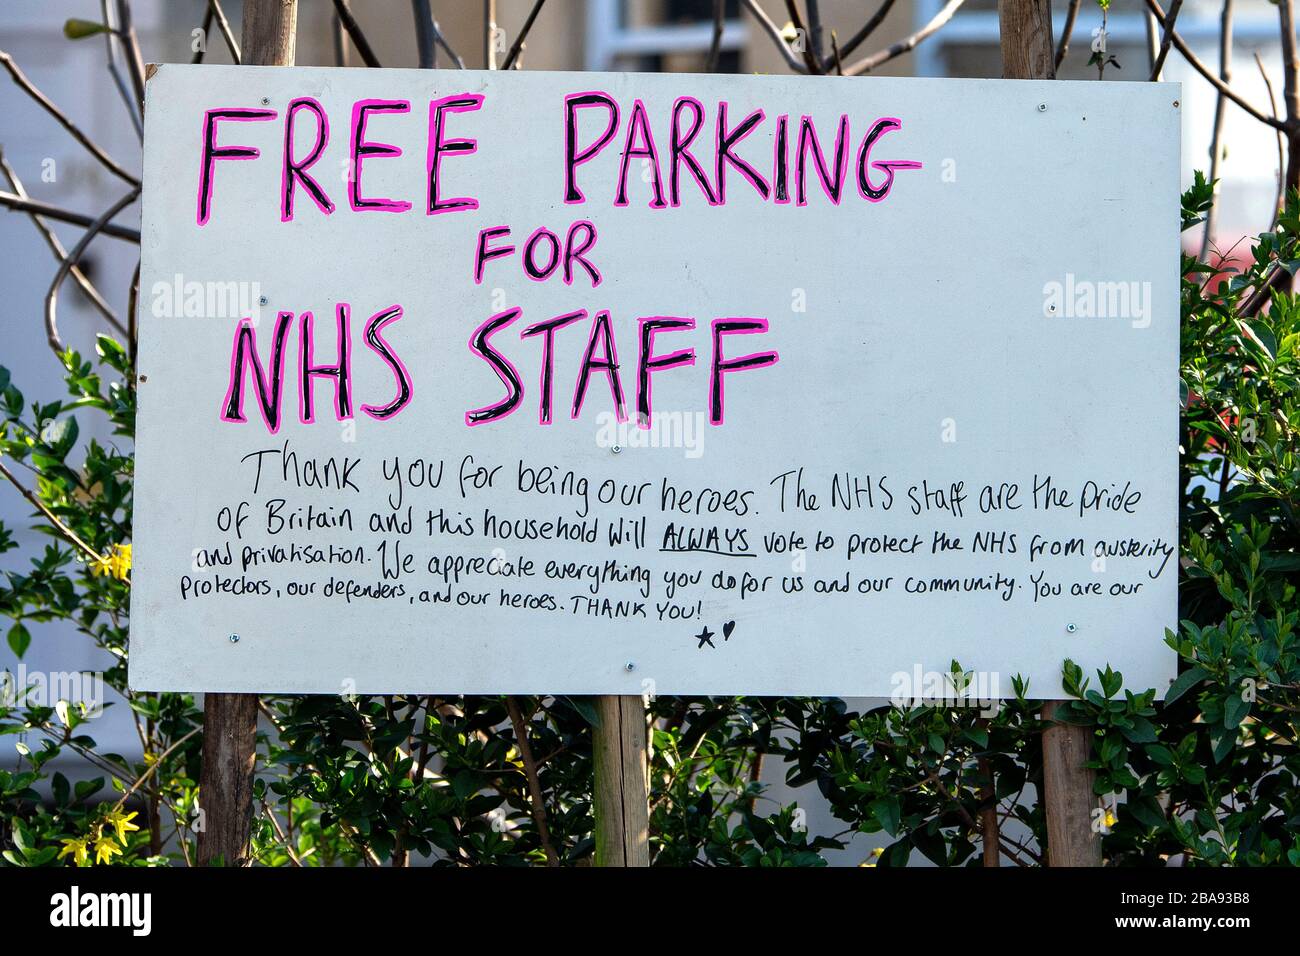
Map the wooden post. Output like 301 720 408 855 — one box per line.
1041 700 1102 866
195 0 298 867
998 0 1056 80
592 694 649 866
998 0 1102 867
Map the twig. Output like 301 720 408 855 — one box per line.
833 0 897 65
0 150 123 334
845 0 966 76
113 0 147 109
1144 8 1159 72
1144 0 1282 129
1256 52 1285 230
501 0 548 71
1150 0 1185 80
784 0 823 74
1202 0 1235 260
331 0 381 68
431 17 465 69
331 11 348 67
505 696 560 866
412 0 435 68
111 729 200 809
101 0 142 138
191 6 213 65
0 50 140 187
128 259 141 368
0 191 140 242
738 0 809 74
0 459 105 563
485 0 497 69
207 0 242 63
1055 0 1081 70
45 186 141 357
805 0 826 67
830 29 844 75
706 0 725 72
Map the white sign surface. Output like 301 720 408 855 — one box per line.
130 65 1179 697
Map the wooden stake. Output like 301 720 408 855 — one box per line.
592 694 649 866
998 0 1101 866
1041 701 1102 866
196 692 259 865
998 0 1056 80
195 0 298 868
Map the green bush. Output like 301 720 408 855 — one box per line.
1 177 1296 866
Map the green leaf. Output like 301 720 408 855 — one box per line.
1165 665 1209 703
63 18 108 39
1223 692 1250 730
7 622 31 659
870 796 901 836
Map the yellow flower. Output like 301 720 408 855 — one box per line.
90 543 132 581
58 837 89 867
93 835 123 865
106 810 140 844
1104 809 1118 829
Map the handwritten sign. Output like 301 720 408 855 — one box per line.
129 66 1179 698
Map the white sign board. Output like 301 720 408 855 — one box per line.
130 65 1180 698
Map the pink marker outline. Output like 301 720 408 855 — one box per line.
280 97 333 222
361 305 413 420
426 92 484 215
855 116 922 203
709 318 779 425
196 107 276 226
348 98 413 213
219 310 294 434
465 308 524 426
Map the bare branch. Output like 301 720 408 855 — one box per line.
1144 8 1159 72
101 0 142 138
331 11 348 67
331 0 381 67
784 0 823 73
0 458 105 564
112 0 147 108
1144 0 1283 129
191 6 214 65
0 150 124 335
805 0 826 66
1055 0 1081 70
845 0 967 77
706 0 726 72
501 0 548 71
128 258 141 367
739 0 809 74
1150 0 1185 81
1202 0 1235 259
45 187 141 357
0 50 140 187
504 696 560 866
431 16 466 69
412 0 436 68
830 28 844 75
1256 52 1286 230
1281 0 1300 125
0 191 140 242
208 0 242 63
833 0 897 65
485 0 497 70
